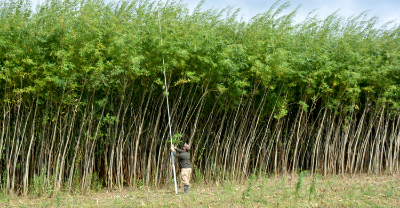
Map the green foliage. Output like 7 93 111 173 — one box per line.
361 184 378 197
0 171 6 196
55 192 61 208
194 166 203 184
384 181 395 199
90 173 103 192
170 133 182 145
242 174 255 199
173 133 182 140
0 0 397 112
137 179 144 190
224 180 233 193
30 168 48 197
295 170 308 197
261 174 269 189
308 174 318 201
72 170 81 194
299 101 309 112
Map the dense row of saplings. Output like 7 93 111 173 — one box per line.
0 0 399 196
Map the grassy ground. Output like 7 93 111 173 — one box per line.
1 173 400 207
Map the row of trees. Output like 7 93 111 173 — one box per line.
0 0 399 195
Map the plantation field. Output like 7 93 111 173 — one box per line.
1 174 400 207
1 0 400 197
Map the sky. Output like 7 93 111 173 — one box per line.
180 0 400 27
30 0 399 27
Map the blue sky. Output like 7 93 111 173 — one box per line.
30 0 399 27
181 0 399 27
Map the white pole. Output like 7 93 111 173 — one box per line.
159 7 178 194
163 57 178 194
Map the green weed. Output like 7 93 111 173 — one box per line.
295 170 308 197
308 173 318 201
224 180 233 193
90 172 103 192
30 167 48 197
1 170 7 196
384 181 395 199
242 174 255 199
194 166 203 184
137 179 144 190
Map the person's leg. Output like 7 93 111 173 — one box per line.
184 185 189 194
185 168 192 194
181 168 191 194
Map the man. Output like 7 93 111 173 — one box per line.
171 143 191 194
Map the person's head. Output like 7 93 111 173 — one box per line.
183 143 190 152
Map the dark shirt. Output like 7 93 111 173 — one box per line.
173 148 191 169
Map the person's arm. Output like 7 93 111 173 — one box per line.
175 148 184 153
171 146 182 158
173 151 182 159
171 144 184 153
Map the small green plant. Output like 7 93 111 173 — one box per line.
280 175 286 188
1 171 7 196
295 170 308 197
28 167 60 197
4 197 10 207
384 181 395 199
347 182 357 200
361 184 377 197
194 166 203 184
90 172 103 192
170 133 183 146
55 192 61 207
309 173 318 201
113 196 122 205
242 174 256 199
224 180 233 193
30 174 40 196
260 173 269 189
86 173 93 192
137 179 144 190
47 170 57 196
30 167 47 197
72 171 81 194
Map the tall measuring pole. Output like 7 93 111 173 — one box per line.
163 57 178 194
159 7 178 194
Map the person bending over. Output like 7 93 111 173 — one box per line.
171 143 191 194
